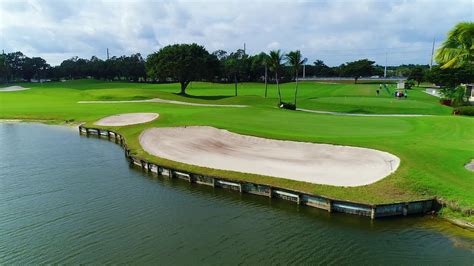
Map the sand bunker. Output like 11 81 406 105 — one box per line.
95 113 159 126
0 86 30 92
79 98 247 108
140 126 400 187
465 160 474 172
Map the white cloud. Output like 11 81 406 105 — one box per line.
0 0 471 66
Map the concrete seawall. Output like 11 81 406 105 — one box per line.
78 125 435 219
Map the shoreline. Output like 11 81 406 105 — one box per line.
79 124 434 220
1 119 471 230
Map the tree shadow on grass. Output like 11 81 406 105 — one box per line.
347 108 373 114
172 93 233 101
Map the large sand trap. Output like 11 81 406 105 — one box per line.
95 113 159 126
0 86 30 92
140 126 400 187
79 98 247 108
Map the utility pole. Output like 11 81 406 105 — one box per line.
107 48 110 60
430 37 435 69
243 43 246 55
384 52 388 78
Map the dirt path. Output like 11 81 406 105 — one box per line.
79 98 247 108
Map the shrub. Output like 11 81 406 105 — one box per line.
405 80 415 89
453 106 474 116
440 99 452 106
278 102 296 110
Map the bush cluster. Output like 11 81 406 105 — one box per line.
453 106 474 116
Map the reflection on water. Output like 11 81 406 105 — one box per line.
0 123 473 264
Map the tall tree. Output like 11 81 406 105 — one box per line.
435 22 474 69
22 57 49 81
0 54 9 82
286 50 306 105
261 53 270 98
268 50 284 104
426 65 473 88
340 59 375 83
224 49 247 96
250 52 270 97
407 66 425 86
146 44 218 94
313 60 334 77
5 52 26 81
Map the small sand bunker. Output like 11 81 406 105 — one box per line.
140 126 400 187
95 113 159 126
465 160 474 172
79 98 247 108
0 86 30 92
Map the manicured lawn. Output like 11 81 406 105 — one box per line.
0 80 472 218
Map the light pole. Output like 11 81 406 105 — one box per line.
302 58 308 79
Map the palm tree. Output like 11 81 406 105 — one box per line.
268 50 284 104
260 52 270 98
286 50 306 106
435 22 474 69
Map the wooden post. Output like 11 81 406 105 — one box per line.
268 187 272 198
160 167 164 176
327 199 332 212
371 207 376 220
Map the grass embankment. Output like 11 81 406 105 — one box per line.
0 80 472 221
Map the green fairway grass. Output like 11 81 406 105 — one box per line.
1 79 472 220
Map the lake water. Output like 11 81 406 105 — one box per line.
0 123 473 264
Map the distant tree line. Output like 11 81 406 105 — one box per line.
0 52 147 83
1 44 471 92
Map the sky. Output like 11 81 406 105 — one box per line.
0 0 472 66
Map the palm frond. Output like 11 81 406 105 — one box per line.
435 22 474 68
